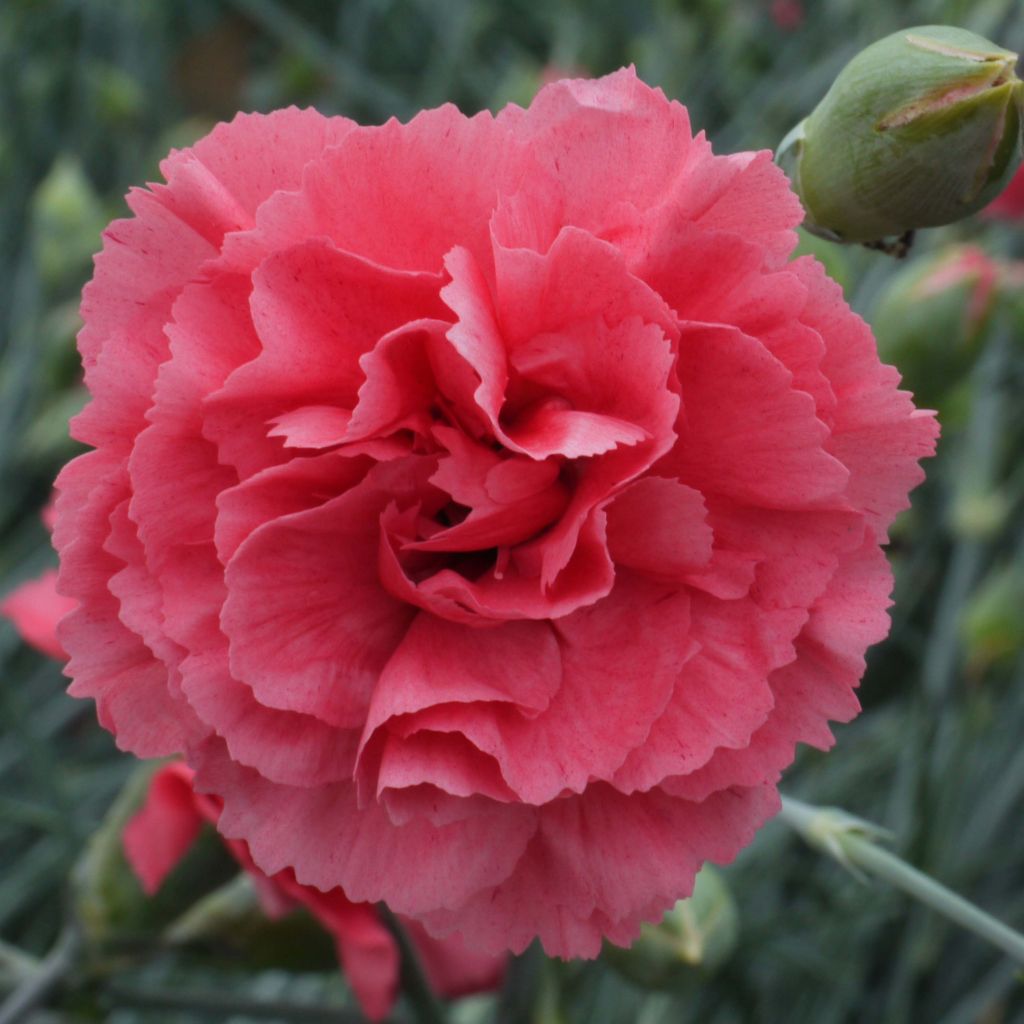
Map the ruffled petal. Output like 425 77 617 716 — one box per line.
381 573 692 804
221 460 433 727
794 258 940 536
222 105 522 274
666 533 893 802
193 739 538 916
204 242 445 478
419 781 778 958
667 323 850 509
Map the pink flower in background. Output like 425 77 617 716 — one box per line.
983 163 1024 220
0 570 75 660
124 762 504 1021
55 68 937 958
2 503 75 659
770 0 804 32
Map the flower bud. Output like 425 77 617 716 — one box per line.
962 561 1024 673
873 244 1024 415
32 156 106 287
604 867 738 990
778 26 1024 246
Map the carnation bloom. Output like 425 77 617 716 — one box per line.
124 762 503 1020
55 68 937 958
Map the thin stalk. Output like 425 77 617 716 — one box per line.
778 796 1024 965
0 924 81 1024
495 941 545 1024
379 904 448 1024
103 984 367 1023
0 940 37 990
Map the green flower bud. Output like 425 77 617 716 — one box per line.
961 561 1024 673
31 156 107 287
604 867 738 991
873 245 995 413
874 244 1024 417
778 26 1024 248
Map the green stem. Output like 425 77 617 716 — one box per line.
0 940 37 987
495 941 545 1024
0 924 81 1024
103 984 367 1022
778 796 1024 965
379 904 448 1024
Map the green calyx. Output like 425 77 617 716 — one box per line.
778 25 1024 245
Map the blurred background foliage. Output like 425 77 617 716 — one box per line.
1 0 1023 1021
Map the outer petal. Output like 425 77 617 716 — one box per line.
180 621 362 788
275 884 399 1023
493 68 698 255
420 782 778 958
129 272 258 578
794 258 940 536
193 739 538 917
158 107 356 239
56 455 206 757
666 534 893 802
611 592 805 793
222 105 523 275
75 108 352 450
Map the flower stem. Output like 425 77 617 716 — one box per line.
103 983 367 1022
378 904 448 1024
0 940 37 988
0 924 81 1024
778 795 1024 964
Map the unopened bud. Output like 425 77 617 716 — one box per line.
962 561 1024 673
778 26 1024 248
873 245 1002 412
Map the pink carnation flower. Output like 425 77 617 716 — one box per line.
124 762 503 1020
55 68 937 958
